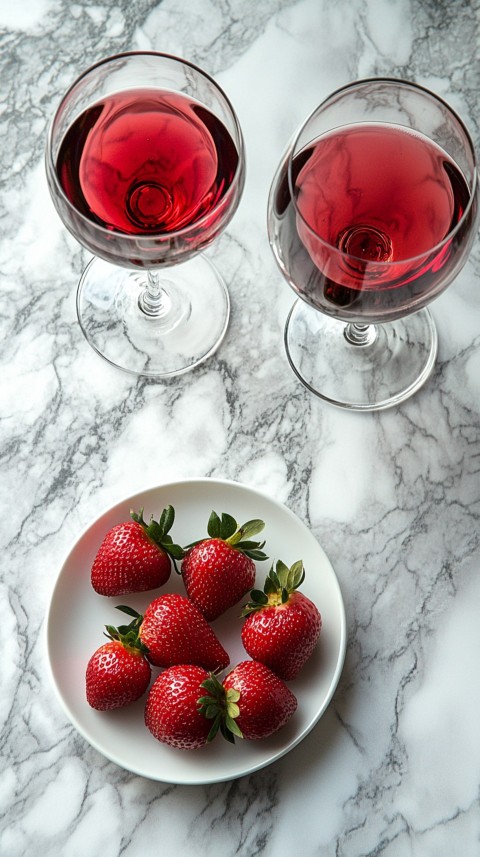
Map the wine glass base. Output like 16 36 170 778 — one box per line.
284 301 438 411
76 255 230 378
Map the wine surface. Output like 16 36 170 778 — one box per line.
272 123 472 321
57 88 239 235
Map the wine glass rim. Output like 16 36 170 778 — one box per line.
45 50 245 244
287 76 478 267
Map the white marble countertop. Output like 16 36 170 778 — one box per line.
2 1 480 855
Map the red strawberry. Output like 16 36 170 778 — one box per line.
86 631 151 710
198 660 297 742
145 664 212 749
181 511 268 620
241 560 322 680
115 595 230 671
91 505 184 596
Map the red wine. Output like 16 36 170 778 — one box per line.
57 88 239 236
272 123 474 322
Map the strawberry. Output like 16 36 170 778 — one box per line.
198 660 297 742
145 664 212 749
240 560 322 680
181 511 268 620
85 620 151 710
115 595 230 671
91 505 184 596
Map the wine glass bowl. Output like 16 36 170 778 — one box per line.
46 52 245 377
268 78 479 410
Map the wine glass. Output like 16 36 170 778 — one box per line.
267 78 479 410
46 52 245 378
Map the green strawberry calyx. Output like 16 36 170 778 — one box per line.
104 605 149 656
185 510 268 561
241 559 305 615
131 505 185 571
197 672 244 744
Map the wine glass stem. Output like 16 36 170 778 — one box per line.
138 270 171 318
344 322 378 347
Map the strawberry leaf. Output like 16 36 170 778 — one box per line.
249 589 269 604
224 714 243 739
159 504 175 535
238 519 265 540
264 574 278 596
197 695 214 706
220 513 238 540
240 551 265 562
200 676 222 695
131 506 185 569
242 559 308 614
207 715 222 743
103 609 148 655
168 543 186 560
275 560 290 589
220 721 236 743
147 520 163 543
104 624 121 639
234 540 264 551
226 701 240 719
228 519 264 547
226 687 240 702
269 566 281 589
206 511 240 541
197 672 245 744
243 548 269 561
197 512 269 561
201 704 219 720
207 510 222 538
115 624 133 635
291 560 305 589
116 604 141 619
